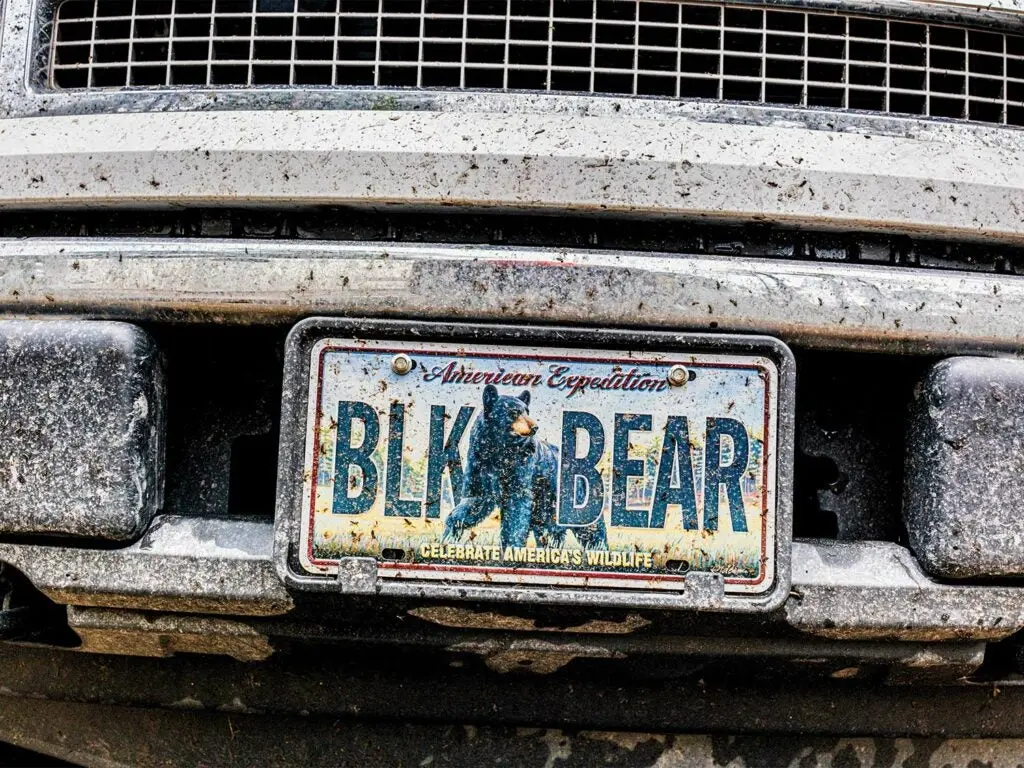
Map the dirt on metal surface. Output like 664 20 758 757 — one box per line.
1 696 1024 768
409 605 652 634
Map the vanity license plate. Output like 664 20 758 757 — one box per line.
295 337 782 596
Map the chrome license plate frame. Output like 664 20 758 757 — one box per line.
275 319 794 613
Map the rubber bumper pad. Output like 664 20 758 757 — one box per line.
905 356 1024 579
0 321 164 541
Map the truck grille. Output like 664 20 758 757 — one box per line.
50 0 1024 127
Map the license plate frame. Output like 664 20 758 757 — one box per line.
275 318 795 613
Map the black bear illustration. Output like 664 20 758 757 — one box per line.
442 385 608 551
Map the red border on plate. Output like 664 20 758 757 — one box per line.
303 344 773 588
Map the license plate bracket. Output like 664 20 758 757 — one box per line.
275 319 795 613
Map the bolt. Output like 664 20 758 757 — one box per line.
667 364 689 387
391 353 413 375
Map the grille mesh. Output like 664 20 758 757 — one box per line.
51 0 1024 126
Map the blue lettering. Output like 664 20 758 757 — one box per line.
425 404 473 518
557 411 605 526
651 416 699 530
611 413 652 528
332 401 379 515
384 402 421 517
703 417 749 532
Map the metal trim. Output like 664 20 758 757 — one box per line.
0 239 1021 354
786 539 1024 641
1 108 1023 242
0 514 1021 641
0 515 293 616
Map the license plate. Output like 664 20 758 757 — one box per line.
277 320 793 611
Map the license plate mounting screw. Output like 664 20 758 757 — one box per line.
667 364 689 387
391 353 413 375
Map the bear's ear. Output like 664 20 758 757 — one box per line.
519 390 531 408
482 384 498 410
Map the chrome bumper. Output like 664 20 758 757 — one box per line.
0 238 1018 354
0 514 1016 655
1 108 1023 245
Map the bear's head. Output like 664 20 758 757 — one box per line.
481 384 537 441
